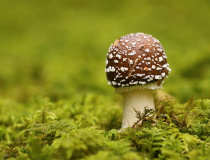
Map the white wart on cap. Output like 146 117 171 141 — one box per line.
105 33 171 90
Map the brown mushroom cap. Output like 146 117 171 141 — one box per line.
105 33 171 88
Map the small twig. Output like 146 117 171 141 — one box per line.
128 58 131 69
181 150 186 154
128 57 141 78
132 107 155 128
113 39 120 47
132 109 143 128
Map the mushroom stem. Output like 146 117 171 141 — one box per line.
120 89 155 129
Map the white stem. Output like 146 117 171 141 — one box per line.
120 89 155 129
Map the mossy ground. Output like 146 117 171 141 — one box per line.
0 95 210 159
0 0 210 159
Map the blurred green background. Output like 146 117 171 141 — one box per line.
0 0 210 103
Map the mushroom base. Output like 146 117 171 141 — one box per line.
120 89 155 129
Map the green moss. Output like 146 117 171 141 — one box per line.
0 95 210 159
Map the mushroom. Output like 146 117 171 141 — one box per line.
105 33 171 129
